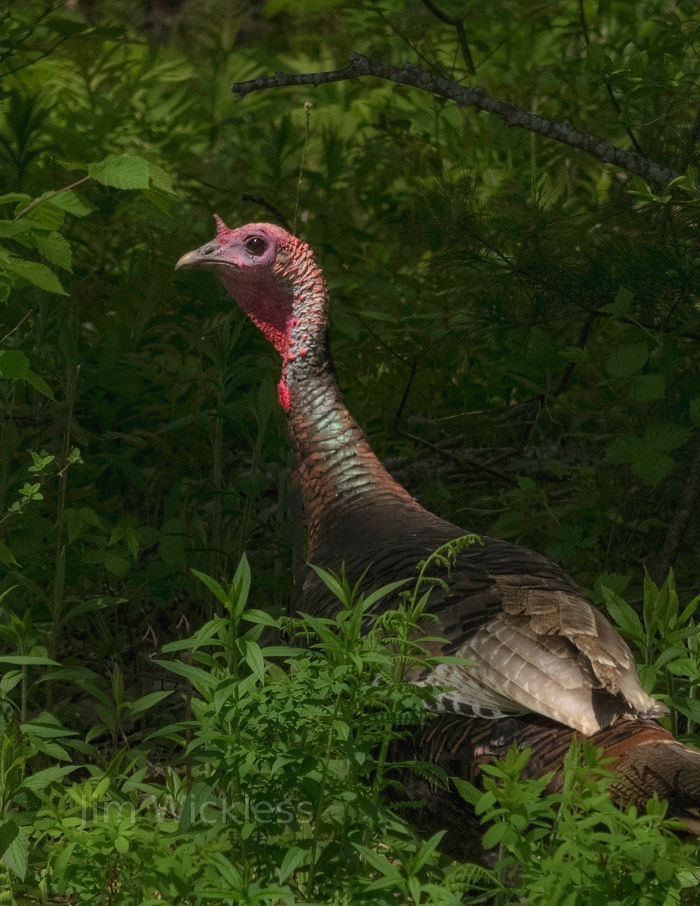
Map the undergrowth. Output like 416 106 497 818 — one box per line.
0 554 697 903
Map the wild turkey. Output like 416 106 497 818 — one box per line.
176 219 700 849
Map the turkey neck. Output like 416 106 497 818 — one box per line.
284 285 430 561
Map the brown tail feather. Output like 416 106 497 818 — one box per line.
395 714 700 860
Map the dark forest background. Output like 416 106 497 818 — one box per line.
0 1 698 902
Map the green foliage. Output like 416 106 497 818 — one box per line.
0 558 504 903
603 572 700 739
457 740 698 905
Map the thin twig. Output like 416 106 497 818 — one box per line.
395 425 518 485
394 357 418 430
14 175 91 221
294 100 313 234
0 310 32 345
420 0 476 74
232 54 678 185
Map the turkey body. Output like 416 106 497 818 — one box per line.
176 219 700 838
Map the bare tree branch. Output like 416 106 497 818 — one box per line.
232 53 679 185
420 0 476 75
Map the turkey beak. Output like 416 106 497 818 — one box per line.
175 241 222 271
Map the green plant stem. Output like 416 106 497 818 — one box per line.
306 689 343 900
47 362 79 713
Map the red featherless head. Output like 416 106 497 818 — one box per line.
175 219 328 411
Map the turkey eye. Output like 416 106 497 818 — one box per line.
245 236 266 256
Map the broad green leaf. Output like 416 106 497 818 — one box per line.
601 587 644 642
605 434 640 464
452 776 482 806
230 553 251 617
628 373 665 402
190 567 228 606
25 369 54 399
0 349 28 379
125 690 171 718
631 449 675 484
0 193 30 208
114 835 129 854
22 764 78 791
241 608 279 628
353 843 399 879
0 655 60 666
606 342 648 379
243 639 265 684
561 345 588 363
598 286 634 316
153 658 217 692
0 221 30 239
643 422 692 453
146 161 176 194
48 190 94 217
277 845 306 883
0 820 28 880
1 255 66 294
88 155 150 190
32 230 72 270
411 830 446 873
0 541 19 567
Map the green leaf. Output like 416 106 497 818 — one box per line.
0 193 30 208
605 434 640 464
0 349 29 379
0 820 28 880
605 342 648 379
411 831 446 873
241 608 279 628
114 835 129 854
125 690 171 719
0 221 30 240
453 777 482 806
48 189 94 217
190 568 229 606
0 655 60 666
23 764 78 792
32 230 72 270
1 254 66 294
153 658 217 692
88 155 150 190
145 161 176 194
277 845 306 883
628 373 665 402
243 640 266 684
643 422 691 454
630 449 675 484
230 553 251 618
353 844 399 879
481 820 510 850
599 286 634 316
25 369 54 399
601 587 644 642
0 540 19 567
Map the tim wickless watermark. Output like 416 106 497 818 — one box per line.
80 792 314 827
